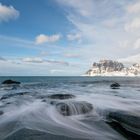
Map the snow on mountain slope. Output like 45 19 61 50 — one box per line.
84 60 140 76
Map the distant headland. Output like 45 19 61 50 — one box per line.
83 60 140 76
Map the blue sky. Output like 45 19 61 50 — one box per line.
0 0 140 76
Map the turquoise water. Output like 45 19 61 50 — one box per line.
0 77 140 140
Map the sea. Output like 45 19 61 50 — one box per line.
0 76 139 140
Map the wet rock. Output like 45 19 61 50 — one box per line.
0 92 29 100
42 99 46 102
4 128 85 140
6 102 11 105
56 101 93 116
50 101 57 105
110 82 120 89
107 121 140 140
48 94 75 100
0 110 4 115
2 79 20 85
107 111 140 136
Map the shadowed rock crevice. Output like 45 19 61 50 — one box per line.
48 94 75 100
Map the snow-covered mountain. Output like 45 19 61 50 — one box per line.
84 60 140 76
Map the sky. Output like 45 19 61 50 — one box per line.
0 0 140 76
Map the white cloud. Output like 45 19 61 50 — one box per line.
0 3 19 22
67 33 82 41
119 54 140 64
134 38 140 49
55 0 134 65
22 57 44 63
125 18 140 32
64 53 81 58
46 60 69 66
50 69 65 74
0 58 78 76
22 57 69 66
127 1 140 14
0 56 6 61
67 16 96 42
119 38 140 50
40 51 48 56
35 34 61 44
56 0 94 17
102 18 120 28
119 40 130 48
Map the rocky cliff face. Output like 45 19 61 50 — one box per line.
84 60 140 76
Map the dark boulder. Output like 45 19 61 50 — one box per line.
110 82 120 89
2 79 20 85
107 111 140 137
56 101 93 116
0 110 4 115
107 120 140 140
48 94 75 100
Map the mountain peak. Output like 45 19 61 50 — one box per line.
84 60 140 76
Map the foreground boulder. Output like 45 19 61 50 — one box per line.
56 101 93 116
2 79 20 85
48 94 75 100
107 111 140 138
110 82 120 89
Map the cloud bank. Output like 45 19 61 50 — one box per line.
0 3 19 22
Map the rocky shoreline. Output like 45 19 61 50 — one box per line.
0 77 140 140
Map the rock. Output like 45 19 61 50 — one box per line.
2 79 20 84
110 82 120 89
47 94 75 100
0 110 4 115
50 101 57 105
0 92 29 100
41 99 46 102
3 128 84 140
56 101 93 116
107 111 140 136
107 121 140 140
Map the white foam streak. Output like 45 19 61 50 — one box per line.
0 99 126 140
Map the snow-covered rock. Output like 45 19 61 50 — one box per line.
84 60 140 76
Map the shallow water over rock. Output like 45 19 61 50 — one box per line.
56 101 93 116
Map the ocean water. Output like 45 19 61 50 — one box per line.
0 76 140 140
